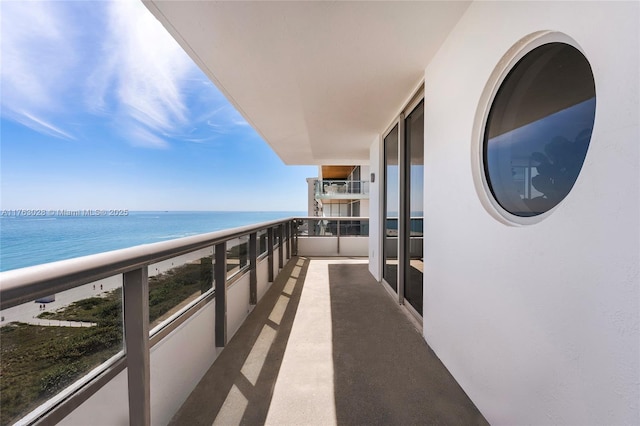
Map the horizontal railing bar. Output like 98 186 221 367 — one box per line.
0 217 369 311
0 218 296 310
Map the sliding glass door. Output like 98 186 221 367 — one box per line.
382 97 424 317
404 100 424 315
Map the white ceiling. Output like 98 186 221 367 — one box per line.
144 1 470 165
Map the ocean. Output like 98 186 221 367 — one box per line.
0 211 304 272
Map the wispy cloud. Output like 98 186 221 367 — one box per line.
1 0 247 149
17 111 77 141
95 1 192 130
204 105 251 135
128 126 170 149
0 1 77 138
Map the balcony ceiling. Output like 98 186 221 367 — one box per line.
143 1 471 165
321 165 355 180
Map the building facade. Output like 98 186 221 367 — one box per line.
142 1 639 423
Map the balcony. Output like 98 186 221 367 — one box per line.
0 217 484 425
314 180 369 200
170 257 486 425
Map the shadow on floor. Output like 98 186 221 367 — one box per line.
169 256 310 426
171 259 487 426
328 263 488 425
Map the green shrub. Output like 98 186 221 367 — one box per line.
39 363 83 396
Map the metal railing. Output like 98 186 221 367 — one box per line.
0 216 369 425
0 218 297 426
314 180 369 197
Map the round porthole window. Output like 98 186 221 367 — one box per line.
482 38 596 220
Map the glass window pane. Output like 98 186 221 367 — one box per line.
484 43 596 217
258 230 268 256
148 247 214 328
1 276 124 424
340 219 369 236
383 124 399 291
274 227 280 247
226 236 249 280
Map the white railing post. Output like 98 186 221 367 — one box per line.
123 267 151 426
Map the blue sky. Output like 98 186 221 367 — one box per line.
0 0 316 211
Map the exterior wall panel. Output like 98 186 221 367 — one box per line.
257 257 270 301
227 275 251 340
369 137 382 280
298 237 368 257
422 2 639 424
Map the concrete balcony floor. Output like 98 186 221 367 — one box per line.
170 257 488 425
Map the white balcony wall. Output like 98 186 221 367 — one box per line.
60 369 129 425
297 237 367 257
228 274 251 340
338 238 369 257
149 301 218 425
420 1 639 425
274 246 280 274
257 256 271 300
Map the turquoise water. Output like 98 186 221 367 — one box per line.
0 211 304 272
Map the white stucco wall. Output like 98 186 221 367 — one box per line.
297 237 368 257
368 137 382 281
422 1 639 424
227 274 251 339
257 256 271 300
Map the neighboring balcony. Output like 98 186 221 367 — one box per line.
314 180 369 200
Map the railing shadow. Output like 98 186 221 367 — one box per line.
169 256 310 425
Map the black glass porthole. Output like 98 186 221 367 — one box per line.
483 42 596 217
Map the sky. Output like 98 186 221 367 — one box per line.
0 0 317 212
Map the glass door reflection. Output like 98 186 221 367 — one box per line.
404 100 424 315
383 124 399 291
